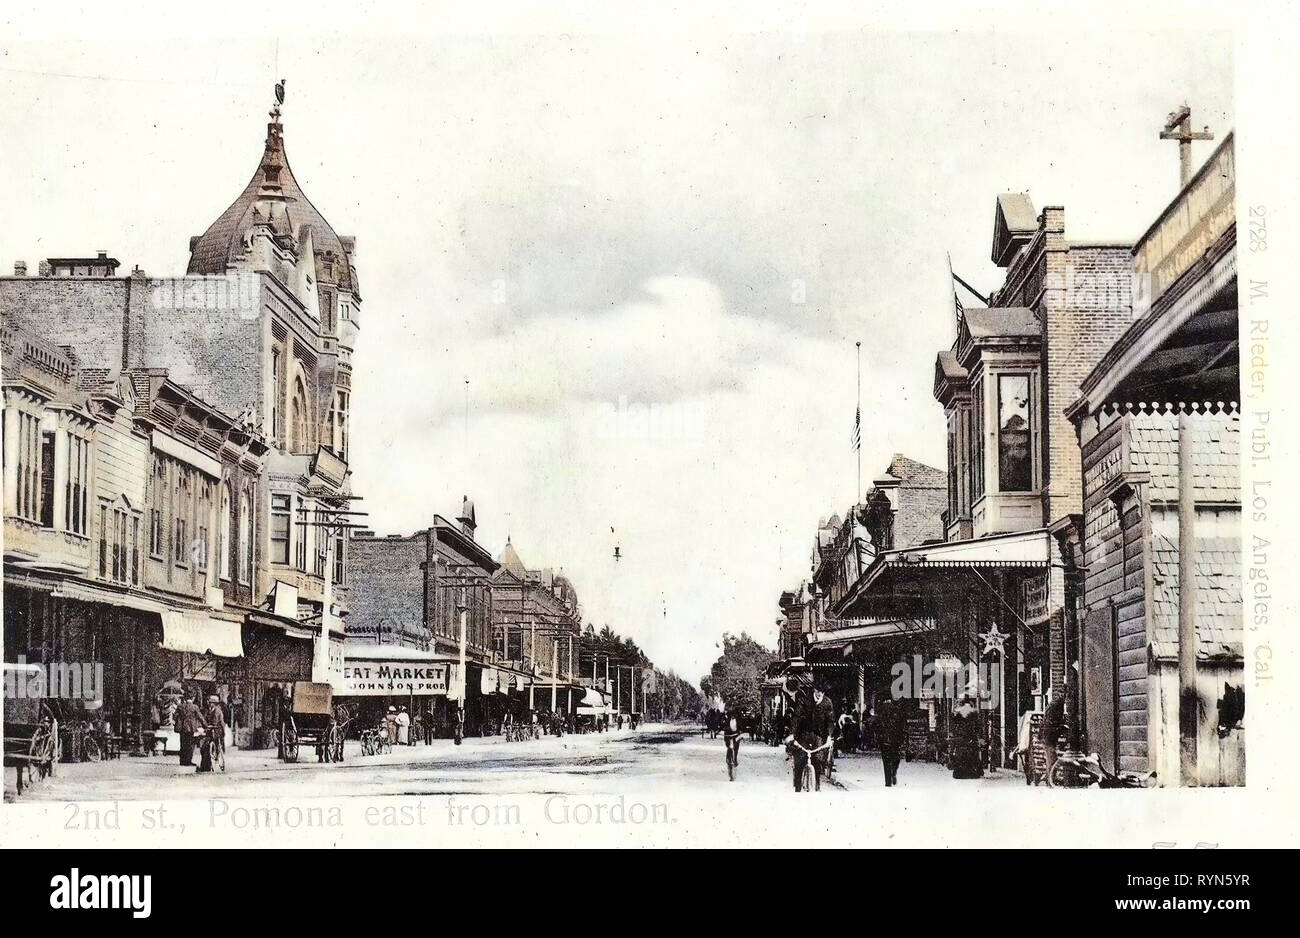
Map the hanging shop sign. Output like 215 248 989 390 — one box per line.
1022 575 1049 626
341 661 450 696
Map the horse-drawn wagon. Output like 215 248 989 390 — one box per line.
280 682 344 763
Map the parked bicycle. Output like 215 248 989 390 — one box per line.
1049 750 1155 788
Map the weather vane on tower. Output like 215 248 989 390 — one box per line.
271 78 286 121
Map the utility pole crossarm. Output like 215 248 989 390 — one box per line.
1159 105 1215 188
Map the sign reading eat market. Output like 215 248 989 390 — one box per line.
342 662 450 696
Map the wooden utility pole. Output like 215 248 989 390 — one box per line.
1160 105 1214 188
1178 411 1199 786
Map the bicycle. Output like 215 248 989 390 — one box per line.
723 731 742 781
787 738 834 792
194 723 225 772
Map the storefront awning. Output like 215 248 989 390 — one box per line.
835 529 1050 619
160 610 244 658
807 620 932 651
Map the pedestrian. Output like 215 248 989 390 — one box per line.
396 705 411 746
786 680 835 791
950 694 983 779
175 692 203 767
1012 701 1035 785
1041 689 1068 787
873 695 905 787
454 704 466 745
385 706 398 746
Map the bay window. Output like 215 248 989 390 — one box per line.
997 374 1033 492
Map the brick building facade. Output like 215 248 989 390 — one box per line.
2 94 365 751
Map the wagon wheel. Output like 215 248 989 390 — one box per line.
283 724 300 762
30 725 55 782
85 734 102 762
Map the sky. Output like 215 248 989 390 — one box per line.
0 20 1234 681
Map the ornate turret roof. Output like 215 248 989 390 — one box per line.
187 102 358 297
497 538 527 576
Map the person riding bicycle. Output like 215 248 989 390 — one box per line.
785 679 835 791
723 707 743 772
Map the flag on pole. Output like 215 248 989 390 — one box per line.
851 405 861 451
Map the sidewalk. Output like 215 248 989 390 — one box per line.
826 749 1029 791
4 725 655 801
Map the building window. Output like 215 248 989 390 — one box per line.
132 516 140 585
239 490 253 584
333 531 345 586
946 411 958 520
271 346 282 445
39 430 55 527
997 374 1033 492
290 377 308 454
174 469 189 565
63 433 89 535
970 379 985 501
114 509 127 581
271 494 291 565
295 498 308 571
99 504 108 578
149 508 162 558
197 524 208 573
219 483 232 580
313 508 326 577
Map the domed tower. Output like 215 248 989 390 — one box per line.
187 83 359 462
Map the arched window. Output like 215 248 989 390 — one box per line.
290 376 308 453
330 390 350 460
239 489 253 585
219 483 232 580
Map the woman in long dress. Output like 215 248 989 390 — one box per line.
950 696 984 779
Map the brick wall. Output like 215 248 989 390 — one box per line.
128 280 265 420
1042 232 1134 521
0 275 265 422
896 480 947 547
347 534 427 643
0 277 129 368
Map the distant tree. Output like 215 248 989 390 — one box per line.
701 632 776 713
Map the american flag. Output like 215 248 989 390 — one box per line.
851 405 860 451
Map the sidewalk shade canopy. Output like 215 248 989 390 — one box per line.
160 610 244 658
835 529 1050 619
806 619 934 653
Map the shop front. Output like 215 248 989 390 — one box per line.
336 644 454 741
833 529 1053 771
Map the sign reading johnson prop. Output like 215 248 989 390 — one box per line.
342 661 450 696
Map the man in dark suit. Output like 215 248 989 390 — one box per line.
873 695 906 787
786 680 835 791
175 693 204 767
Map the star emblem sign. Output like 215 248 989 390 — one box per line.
979 625 1008 656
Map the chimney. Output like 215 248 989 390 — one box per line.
458 495 477 539
13 261 26 276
